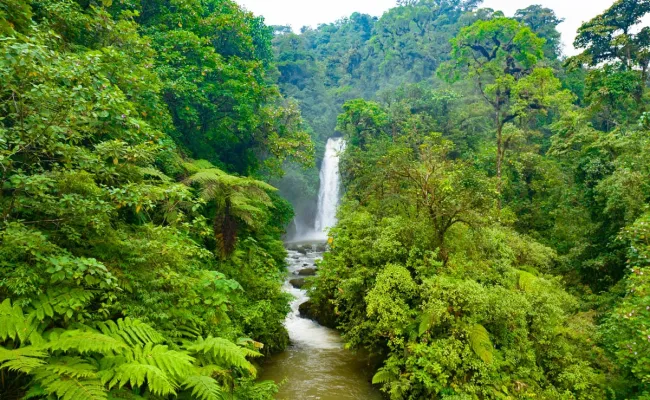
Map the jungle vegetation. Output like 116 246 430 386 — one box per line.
0 0 312 399
274 0 650 398
2 0 650 399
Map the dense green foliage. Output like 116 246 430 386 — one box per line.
3 0 650 398
272 0 650 398
0 0 314 398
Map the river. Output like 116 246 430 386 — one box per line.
259 243 382 400
259 137 382 399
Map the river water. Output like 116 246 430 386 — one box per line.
260 137 382 399
259 243 382 400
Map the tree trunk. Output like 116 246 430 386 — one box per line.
215 197 238 258
496 117 503 215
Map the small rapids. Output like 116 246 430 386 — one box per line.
259 244 381 399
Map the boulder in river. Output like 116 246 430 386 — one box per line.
299 300 338 329
289 278 306 289
298 268 317 276
313 243 328 252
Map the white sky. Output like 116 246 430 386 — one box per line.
235 0 627 56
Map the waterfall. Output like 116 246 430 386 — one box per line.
312 137 345 240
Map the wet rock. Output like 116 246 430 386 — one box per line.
298 268 317 276
296 247 308 255
299 300 338 329
289 278 306 289
314 243 328 252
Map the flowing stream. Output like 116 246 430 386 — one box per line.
260 138 381 399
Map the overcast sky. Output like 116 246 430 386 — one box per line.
235 0 622 56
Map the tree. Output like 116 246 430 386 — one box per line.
571 0 650 111
184 162 276 257
383 136 494 260
573 0 650 70
441 18 572 211
514 5 564 59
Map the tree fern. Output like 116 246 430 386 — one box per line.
468 324 494 364
184 336 258 376
182 375 227 400
0 346 47 373
183 163 276 256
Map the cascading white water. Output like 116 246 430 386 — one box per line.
312 137 345 240
261 136 380 399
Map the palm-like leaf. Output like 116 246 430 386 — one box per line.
183 161 276 256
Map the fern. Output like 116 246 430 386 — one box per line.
372 368 398 384
46 330 126 355
94 318 164 346
0 346 47 373
468 324 494 364
127 343 194 379
102 362 176 396
33 365 107 400
139 166 171 182
182 375 227 400
0 298 40 344
100 343 194 396
184 336 258 376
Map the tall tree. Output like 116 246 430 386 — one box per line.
441 18 572 211
515 5 564 59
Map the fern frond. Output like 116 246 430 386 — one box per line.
94 318 164 346
182 375 227 400
372 368 398 384
102 362 176 396
43 356 98 378
127 343 194 381
33 366 107 400
184 337 256 376
183 160 216 174
468 324 493 364
46 330 126 355
139 167 171 182
184 168 228 186
0 346 47 373
0 298 39 344
24 384 48 399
